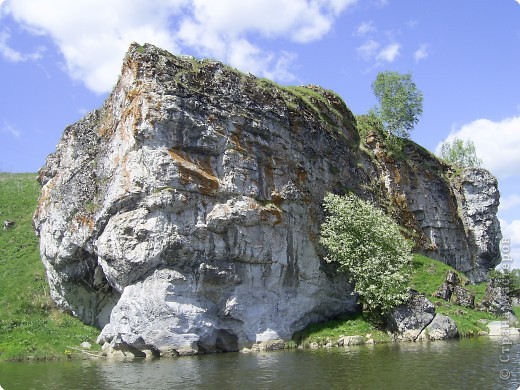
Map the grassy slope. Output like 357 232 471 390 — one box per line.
297 254 499 345
0 173 99 361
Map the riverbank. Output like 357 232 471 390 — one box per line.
293 254 511 349
0 173 511 361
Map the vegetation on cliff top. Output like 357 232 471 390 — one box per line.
0 173 99 361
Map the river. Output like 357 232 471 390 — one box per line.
1 337 519 389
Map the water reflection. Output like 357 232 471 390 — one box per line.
1 337 519 389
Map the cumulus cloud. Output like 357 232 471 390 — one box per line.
500 194 520 212
356 40 400 66
414 43 429 62
356 39 380 60
436 116 520 179
497 219 520 269
501 219 520 243
2 0 357 93
376 42 400 62
353 21 375 37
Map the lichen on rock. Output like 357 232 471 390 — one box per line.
33 43 501 356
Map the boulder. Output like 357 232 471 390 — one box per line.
445 270 460 286
417 314 458 341
450 286 475 308
479 286 512 316
433 282 452 301
386 291 435 341
3 220 14 230
337 335 365 347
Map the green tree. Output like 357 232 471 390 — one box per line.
320 193 413 316
439 138 482 168
372 71 423 140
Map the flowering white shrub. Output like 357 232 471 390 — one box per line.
320 193 413 315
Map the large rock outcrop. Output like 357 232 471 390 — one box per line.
33 43 501 356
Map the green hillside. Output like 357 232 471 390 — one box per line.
0 173 99 361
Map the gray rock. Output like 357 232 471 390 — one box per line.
251 339 286 352
33 43 502 356
386 291 436 341
451 285 475 308
338 335 365 346
445 270 460 286
3 220 14 229
418 314 458 341
479 286 512 316
433 282 452 301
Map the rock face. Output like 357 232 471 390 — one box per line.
33 43 501 355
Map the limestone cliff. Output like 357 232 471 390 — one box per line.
33 43 501 356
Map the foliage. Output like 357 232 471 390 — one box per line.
0 173 100 360
320 193 413 315
356 112 385 138
371 71 423 141
439 138 482 169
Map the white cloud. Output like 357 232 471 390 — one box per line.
356 39 380 60
436 116 520 179
0 29 44 62
3 0 357 93
353 21 375 37
498 220 520 269
376 42 400 62
4 0 187 93
500 220 520 249
414 43 429 62
500 194 520 212
516 0 520 5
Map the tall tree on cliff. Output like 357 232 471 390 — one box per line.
372 71 423 143
439 138 483 169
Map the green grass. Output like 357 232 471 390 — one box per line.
0 173 100 361
297 253 502 345
410 254 497 336
293 313 391 346
410 254 469 296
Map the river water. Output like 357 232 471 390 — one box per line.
1 337 519 390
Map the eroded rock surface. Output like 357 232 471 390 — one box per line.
33 43 501 355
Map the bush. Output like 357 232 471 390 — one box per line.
320 193 413 315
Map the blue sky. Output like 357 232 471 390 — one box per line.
1 0 519 267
